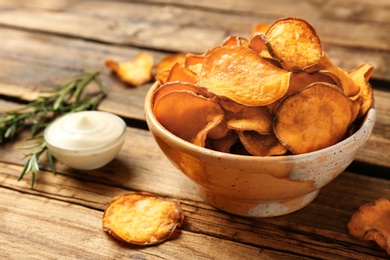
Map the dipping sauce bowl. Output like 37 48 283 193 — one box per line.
44 111 126 170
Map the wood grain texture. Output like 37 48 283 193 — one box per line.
1 166 389 259
0 108 388 258
1 0 389 259
2 188 300 260
0 0 389 80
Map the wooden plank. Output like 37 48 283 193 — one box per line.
0 27 157 121
2 188 301 260
1 165 389 259
138 0 390 25
2 0 389 50
354 89 390 167
0 0 389 81
0 1 389 259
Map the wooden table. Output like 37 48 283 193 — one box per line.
1 1 389 259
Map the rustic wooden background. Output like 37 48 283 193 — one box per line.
1 0 389 259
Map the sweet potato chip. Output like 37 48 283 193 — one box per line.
106 52 153 86
207 119 230 139
289 71 341 92
153 53 187 76
249 33 268 53
251 22 271 35
238 131 287 156
152 81 209 105
274 82 353 154
226 106 273 134
184 53 204 67
184 53 204 75
267 70 342 114
265 17 323 71
349 99 361 125
209 131 239 153
156 69 171 85
308 55 360 97
221 35 249 47
199 45 291 106
219 99 246 114
348 198 390 255
166 63 198 84
102 192 184 246
249 33 273 59
348 64 374 119
153 90 224 147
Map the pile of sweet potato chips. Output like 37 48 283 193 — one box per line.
107 17 374 156
150 17 374 156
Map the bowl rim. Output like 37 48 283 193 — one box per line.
145 81 376 161
44 110 127 153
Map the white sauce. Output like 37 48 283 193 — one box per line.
45 111 125 150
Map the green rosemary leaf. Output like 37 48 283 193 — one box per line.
4 124 16 139
17 143 42 150
53 91 68 111
47 148 56 175
29 155 39 189
94 73 108 95
73 72 97 102
18 157 33 181
31 154 39 173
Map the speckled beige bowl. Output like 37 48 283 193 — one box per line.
145 82 376 217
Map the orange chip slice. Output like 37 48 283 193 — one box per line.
156 69 171 85
274 82 353 154
348 99 362 129
308 55 359 97
184 53 204 67
249 33 273 59
249 33 268 53
348 64 374 119
238 131 287 156
153 53 187 76
267 70 342 114
102 192 184 246
106 52 153 86
226 106 273 134
209 131 239 153
219 99 246 114
207 119 230 139
265 17 324 71
153 90 224 147
290 71 342 92
348 198 390 255
184 53 204 75
199 45 291 106
152 81 210 105
221 35 249 48
251 22 271 35
166 63 198 84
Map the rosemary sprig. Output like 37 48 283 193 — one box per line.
17 136 54 189
0 71 107 188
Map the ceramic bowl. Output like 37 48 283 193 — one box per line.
44 111 126 170
144 82 376 217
